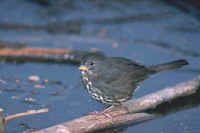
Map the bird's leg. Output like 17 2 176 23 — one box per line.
102 105 115 120
89 111 112 119
89 105 115 119
103 105 115 113
89 106 113 115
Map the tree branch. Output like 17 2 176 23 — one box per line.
29 76 200 133
123 76 200 113
0 41 103 65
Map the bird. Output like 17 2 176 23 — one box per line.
79 54 188 107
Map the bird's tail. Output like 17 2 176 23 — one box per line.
148 59 189 72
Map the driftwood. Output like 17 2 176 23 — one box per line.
29 76 200 133
0 41 103 64
0 42 199 74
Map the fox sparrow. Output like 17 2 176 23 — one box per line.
79 54 188 106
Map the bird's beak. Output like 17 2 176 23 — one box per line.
79 65 88 71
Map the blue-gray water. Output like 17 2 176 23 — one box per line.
0 0 200 133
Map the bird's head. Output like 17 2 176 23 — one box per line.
79 54 106 77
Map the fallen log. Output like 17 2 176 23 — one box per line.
29 76 200 133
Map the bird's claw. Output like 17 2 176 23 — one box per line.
89 110 113 121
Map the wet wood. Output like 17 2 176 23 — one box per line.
30 76 200 133
30 113 157 133
0 114 5 133
0 42 102 64
0 47 71 56
5 109 48 121
0 109 49 133
123 76 200 113
0 109 48 133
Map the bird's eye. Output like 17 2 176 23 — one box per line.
90 62 94 66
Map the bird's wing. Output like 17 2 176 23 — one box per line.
94 57 151 101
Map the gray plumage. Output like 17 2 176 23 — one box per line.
79 54 188 105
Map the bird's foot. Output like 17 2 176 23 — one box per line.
89 110 112 118
89 111 101 115
103 105 115 113
89 111 112 119
89 108 113 120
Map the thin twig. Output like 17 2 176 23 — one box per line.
5 108 48 121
